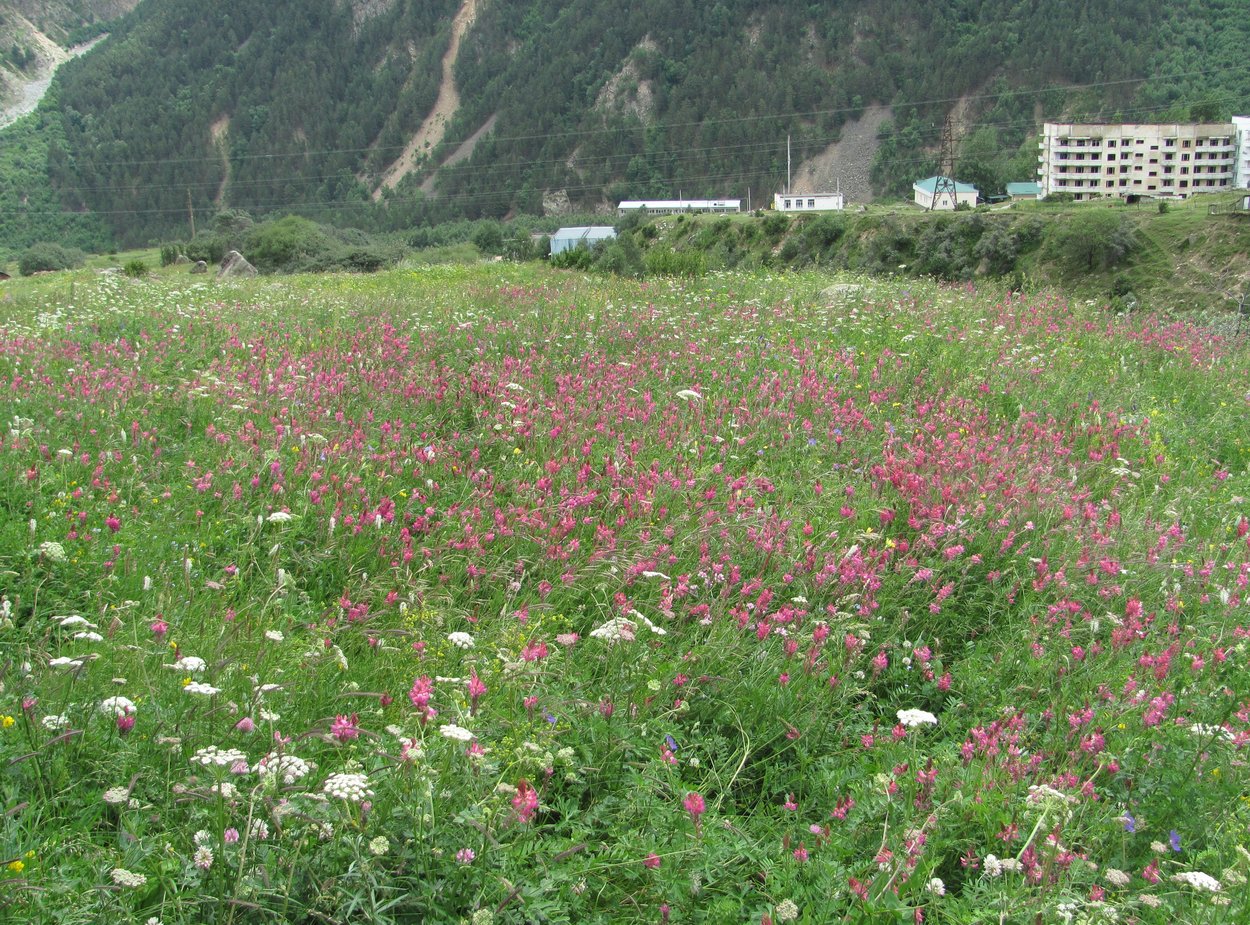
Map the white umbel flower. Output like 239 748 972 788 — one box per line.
323 772 373 802
98 696 137 717
111 868 147 888
191 746 248 767
447 631 475 649
1172 870 1221 892
774 899 799 922
439 724 474 742
896 708 938 727
254 753 312 785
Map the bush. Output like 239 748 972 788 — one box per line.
181 236 227 265
18 242 86 276
644 247 706 278
123 259 148 278
159 243 181 267
244 216 334 273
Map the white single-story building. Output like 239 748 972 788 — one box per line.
617 199 741 216
773 192 844 212
550 226 617 255
913 176 979 210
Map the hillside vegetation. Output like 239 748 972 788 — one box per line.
2 0 1247 248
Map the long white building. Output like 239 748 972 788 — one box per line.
1038 120 1248 201
617 199 741 216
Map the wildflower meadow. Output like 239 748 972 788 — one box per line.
1 264 1248 924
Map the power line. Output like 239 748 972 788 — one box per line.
38 61 1250 172
35 92 1250 202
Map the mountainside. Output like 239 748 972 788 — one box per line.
4 0 1250 248
0 0 137 113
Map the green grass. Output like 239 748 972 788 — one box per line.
0 263 1248 924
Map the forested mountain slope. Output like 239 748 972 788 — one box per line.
7 0 1250 247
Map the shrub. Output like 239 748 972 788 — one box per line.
18 242 86 276
159 243 181 267
181 236 227 265
123 259 148 278
644 247 706 277
244 216 333 273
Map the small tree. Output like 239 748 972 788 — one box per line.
1047 210 1136 273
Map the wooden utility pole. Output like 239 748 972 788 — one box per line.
187 188 196 239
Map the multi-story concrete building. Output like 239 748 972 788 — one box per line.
1038 121 1245 201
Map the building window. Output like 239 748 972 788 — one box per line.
1180 180 1188 188
784 200 791 208
808 199 815 208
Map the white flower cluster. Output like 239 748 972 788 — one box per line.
774 899 800 922
1026 784 1077 807
1103 868 1131 888
926 877 946 896
590 611 667 643
38 541 67 563
1188 723 1235 742
1172 870 1221 892
102 787 134 806
254 753 313 785
439 724 474 742
192 746 248 768
896 708 938 728
173 656 207 673
323 772 373 802
983 854 1023 877
183 682 220 697
447 631 476 649
111 868 147 888
49 654 95 670
266 511 295 523
98 697 137 718
56 615 96 629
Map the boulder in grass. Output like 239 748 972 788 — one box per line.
189 260 208 274
218 250 257 278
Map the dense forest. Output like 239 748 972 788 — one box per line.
2 0 1248 249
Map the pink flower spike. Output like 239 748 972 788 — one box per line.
683 791 706 834
644 852 661 869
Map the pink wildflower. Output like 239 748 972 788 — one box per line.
644 852 661 869
330 713 360 742
467 671 487 716
684 791 706 835
513 779 539 823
